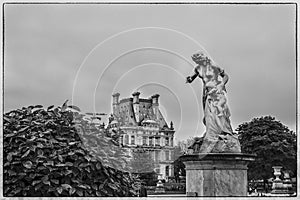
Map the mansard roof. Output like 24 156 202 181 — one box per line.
111 95 171 130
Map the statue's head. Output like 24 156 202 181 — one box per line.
192 52 211 66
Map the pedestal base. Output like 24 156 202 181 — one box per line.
271 181 294 194
181 153 255 197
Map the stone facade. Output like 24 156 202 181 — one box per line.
107 92 175 180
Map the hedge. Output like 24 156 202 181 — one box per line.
3 103 138 197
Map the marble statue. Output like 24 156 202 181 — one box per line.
186 52 241 153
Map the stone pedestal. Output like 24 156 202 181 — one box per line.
181 153 255 197
271 167 294 195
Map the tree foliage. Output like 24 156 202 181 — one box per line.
173 141 190 182
129 149 155 174
236 116 296 180
173 137 203 181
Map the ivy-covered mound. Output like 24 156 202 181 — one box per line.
3 104 137 197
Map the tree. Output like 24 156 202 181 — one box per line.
173 145 185 183
129 149 155 174
236 116 296 181
129 149 156 186
173 138 195 183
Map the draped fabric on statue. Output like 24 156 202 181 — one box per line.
205 92 233 135
199 89 241 153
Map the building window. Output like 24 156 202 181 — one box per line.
170 150 174 160
150 151 155 160
138 136 142 145
165 137 169 146
125 135 129 144
155 137 160 146
131 135 135 145
165 150 169 161
165 166 169 177
155 151 160 161
143 136 147 145
149 137 153 146
170 137 173 147
120 135 123 145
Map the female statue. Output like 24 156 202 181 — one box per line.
186 52 241 153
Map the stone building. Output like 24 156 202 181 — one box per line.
107 92 175 180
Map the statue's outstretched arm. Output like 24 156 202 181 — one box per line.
186 67 199 83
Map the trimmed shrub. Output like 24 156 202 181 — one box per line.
3 104 137 197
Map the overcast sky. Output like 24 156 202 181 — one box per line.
4 3 296 142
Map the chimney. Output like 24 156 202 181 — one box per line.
112 93 120 104
132 92 140 104
151 94 160 119
132 92 140 122
112 93 120 114
151 94 159 105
